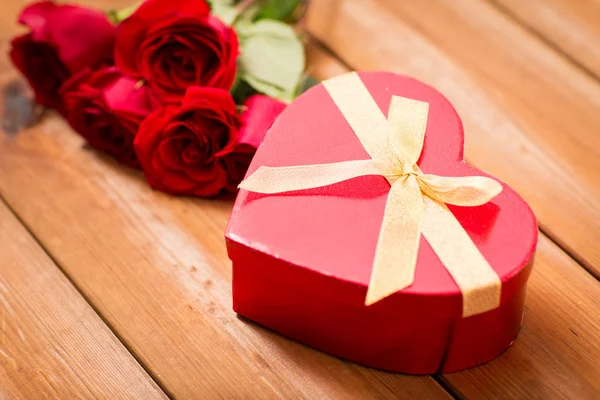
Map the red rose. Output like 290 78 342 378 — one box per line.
10 1 116 113
115 0 238 104
134 87 242 196
223 95 287 191
61 68 153 168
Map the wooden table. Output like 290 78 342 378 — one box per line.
1 0 600 398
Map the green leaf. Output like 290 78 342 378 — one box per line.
210 0 259 26
254 0 300 22
208 0 236 6
241 74 289 101
231 79 259 105
106 0 144 24
233 4 261 25
296 75 319 95
210 3 239 25
237 20 305 102
106 9 119 25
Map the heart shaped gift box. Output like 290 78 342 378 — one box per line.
226 71 537 373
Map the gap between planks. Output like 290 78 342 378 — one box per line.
0 196 175 400
0 197 167 399
487 0 600 83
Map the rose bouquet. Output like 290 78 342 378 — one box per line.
10 0 312 196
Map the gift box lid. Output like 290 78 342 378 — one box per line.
226 71 537 318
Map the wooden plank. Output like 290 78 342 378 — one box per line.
306 8 600 400
307 0 600 279
0 202 166 399
492 0 600 78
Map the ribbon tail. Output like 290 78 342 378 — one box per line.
365 175 424 305
239 160 394 194
421 197 502 317
419 174 503 206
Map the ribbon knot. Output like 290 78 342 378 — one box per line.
239 72 504 317
399 163 420 177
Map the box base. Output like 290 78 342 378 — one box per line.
232 256 529 374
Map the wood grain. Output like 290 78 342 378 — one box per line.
0 202 166 399
492 0 600 78
307 0 600 279
307 12 600 400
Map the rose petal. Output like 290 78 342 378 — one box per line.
116 2 236 99
150 154 198 192
182 160 224 182
61 69 151 168
116 0 210 78
135 107 176 167
18 1 57 41
156 138 188 170
130 0 209 22
105 78 154 115
10 34 68 110
44 5 116 73
183 87 237 114
134 84 241 197
238 95 287 149
222 149 255 191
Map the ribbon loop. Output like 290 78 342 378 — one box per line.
387 96 429 167
239 160 389 194
418 174 503 206
240 72 503 317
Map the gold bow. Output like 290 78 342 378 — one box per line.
240 72 503 317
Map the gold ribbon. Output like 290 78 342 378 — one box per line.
240 72 503 317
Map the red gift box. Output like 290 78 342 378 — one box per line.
225 71 537 373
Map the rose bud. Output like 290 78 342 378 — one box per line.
115 0 238 104
134 87 242 197
222 95 287 191
60 68 153 168
9 1 116 114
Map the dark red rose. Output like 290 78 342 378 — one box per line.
134 87 242 196
222 95 287 191
9 1 116 113
115 0 238 104
60 68 153 168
